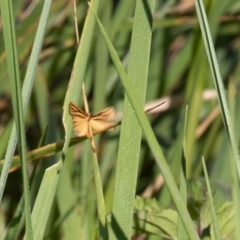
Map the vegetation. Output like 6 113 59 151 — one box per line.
0 0 239 239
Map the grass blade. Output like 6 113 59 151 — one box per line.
90 4 200 240
1 0 33 238
177 106 188 239
110 0 155 238
0 0 53 204
194 0 240 239
29 0 100 239
194 0 240 178
30 165 60 240
6 126 48 240
202 157 222 240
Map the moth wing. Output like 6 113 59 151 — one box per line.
69 101 86 119
90 119 114 133
72 119 89 137
69 101 90 137
92 107 115 121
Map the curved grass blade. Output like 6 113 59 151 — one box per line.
29 1 100 239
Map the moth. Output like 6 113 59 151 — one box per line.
69 101 115 138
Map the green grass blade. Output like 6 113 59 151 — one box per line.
178 106 188 239
80 142 96 239
202 157 222 240
93 1 111 112
29 1 100 239
0 0 53 204
57 0 100 237
5 193 25 240
194 0 240 178
6 126 48 240
90 4 200 240
61 0 99 156
29 165 60 240
194 0 240 239
0 120 12 159
109 1 135 39
1 0 33 238
91 147 108 239
184 1 226 178
56 160 80 240
109 0 155 239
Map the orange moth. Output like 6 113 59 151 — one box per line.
69 101 165 138
69 101 115 138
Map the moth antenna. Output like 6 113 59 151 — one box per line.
145 101 166 114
